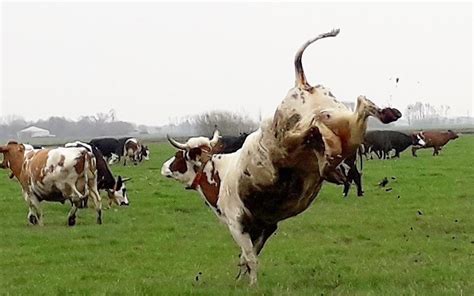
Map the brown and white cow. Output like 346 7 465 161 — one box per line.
161 29 401 285
123 138 142 166
0 141 102 226
412 130 459 156
65 141 130 207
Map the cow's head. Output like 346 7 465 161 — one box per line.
140 145 150 161
447 130 459 140
352 95 402 125
411 132 426 147
161 130 220 186
0 142 26 178
106 176 131 206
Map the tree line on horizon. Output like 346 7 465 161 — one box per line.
1 102 472 141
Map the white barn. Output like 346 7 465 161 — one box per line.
17 126 55 140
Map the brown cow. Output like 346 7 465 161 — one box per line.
412 130 459 156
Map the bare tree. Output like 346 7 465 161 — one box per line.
405 101 450 126
189 110 258 136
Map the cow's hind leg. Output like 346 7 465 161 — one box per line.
349 166 363 197
65 181 87 226
340 166 350 197
229 223 258 286
394 150 400 158
253 224 278 255
343 182 350 197
235 223 277 280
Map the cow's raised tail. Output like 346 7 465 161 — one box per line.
294 29 340 89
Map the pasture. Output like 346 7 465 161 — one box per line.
0 136 473 295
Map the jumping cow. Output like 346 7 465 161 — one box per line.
0 141 102 226
65 141 130 207
412 130 459 156
162 29 400 285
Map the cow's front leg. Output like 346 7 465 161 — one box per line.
235 254 249 281
67 201 79 226
228 223 258 286
26 193 43 226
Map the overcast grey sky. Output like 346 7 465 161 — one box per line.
2 2 473 126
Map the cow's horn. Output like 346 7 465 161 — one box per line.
122 177 131 182
209 130 220 147
294 29 340 89
167 135 188 150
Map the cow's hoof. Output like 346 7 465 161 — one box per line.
97 217 102 225
68 216 76 226
235 264 249 281
28 215 38 225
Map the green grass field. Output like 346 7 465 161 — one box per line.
0 136 473 295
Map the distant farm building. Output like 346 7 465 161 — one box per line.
17 126 55 140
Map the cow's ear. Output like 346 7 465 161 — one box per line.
188 147 202 161
0 146 8 153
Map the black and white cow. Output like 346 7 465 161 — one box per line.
339 151 364 197
89 138 122 164
91 137 147 165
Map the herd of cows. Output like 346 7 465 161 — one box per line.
0 29 462 285
0 137 149 226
